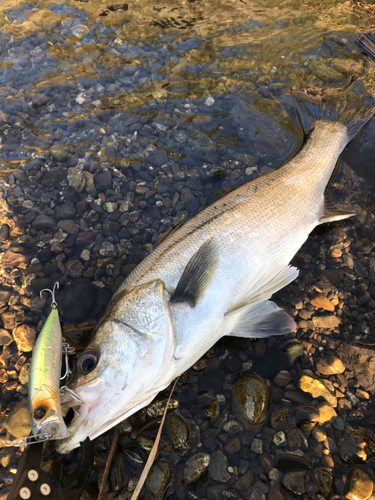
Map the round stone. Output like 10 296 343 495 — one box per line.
145 461 172 500
316 354 345 375
182 453 210 485
167 413 189 451
344 468 373 500
232 375 270 427
313 468 333 497
5 401 31 438
13 325 36 352
282 471 306 497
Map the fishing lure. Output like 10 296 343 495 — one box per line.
28 283 69 440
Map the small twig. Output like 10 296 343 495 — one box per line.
97 427 119 500
130 378 179 500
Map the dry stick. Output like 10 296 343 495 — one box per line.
97 427 120 500
130 377 179 500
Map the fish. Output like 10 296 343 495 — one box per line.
29 284 68 440
57 79 374 453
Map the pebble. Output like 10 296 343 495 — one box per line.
251 438 263 454
57 219 79 234
0 330 13 346
313 468 333 497
318 402 337 424
31 215 57 232
146 461 172 500
299 373 337 407
235 470 253 491
310 295 335 311
4 401 31 438
316 354 345 375
232 375 270 427
167 413 190 451
312 315 340 329
273 370 292 387
208 450 230 482
269 486 285 500
282 471 306 497
338 430 367 464
273 431 286 446
12 325 36 352
182 453 210 485
344 468 373 500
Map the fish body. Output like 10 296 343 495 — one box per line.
57 82 374 453
29 304 68 440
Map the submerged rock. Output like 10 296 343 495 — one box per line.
313 468 333 497
316 354 345 375
182 453 210 485
208 449 230 483
167 413 189 451
232 374 270 428
146 461 172 500
282 471 306 497
5 401 31 438
299 373 337 407
344 468 373 500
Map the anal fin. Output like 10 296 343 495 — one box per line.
227 300 296 338
320 192 356 223
172 238 219 307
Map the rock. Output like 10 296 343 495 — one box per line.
67 167 85 191
338 430 367 464
103 202 118 213
251 438 263 454
337 343 375 394
269 486 285 500
271 408 290 431
76 230 98 247
369 257 375 285
109 455 125 492
41 168 67 187
31 215 57 232
99 241 117 257
273 431 286 446
287 429 305 451
234 470 253 491
0 329 12 346
32 93 49 106
313 468 333 497
310 295 335 312
145 461 172 500
12 325 36 352
2 248 32 269
4 401 31 438
19 363 30 385
58 279 96 323
0 224 10 241
312 315 340 329
295 405 320 429
318 402 337 423
299 373 337 407
282 471 306 497
57 219 79 234
344 468 373 500
1 311 17 330
95 171 112 192
208 450 230 482
182 453 210 485
273 370 292 387
316 354 345 375
167 413 189 451
232 375 270 428
330 248 342 258
55 201 76 219
312 425 327 443
0 291 11 306
274 453 311 471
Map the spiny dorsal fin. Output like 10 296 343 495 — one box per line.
320 192 356 223
172 238 219 307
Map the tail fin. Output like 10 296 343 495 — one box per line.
292 76 375 141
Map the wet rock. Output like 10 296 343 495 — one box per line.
57 219 79 234
310 295 335 312
251 438 263 454
12 325 36 352
287 429 305 451
202 399 220 420
269 486 285 500
207 484 227 500
2 248 32 269
167 413 189 451
344 468 373 500
76 230 98 246
234 470 253 491
182 453 210 485
122 443 146 464
95 171 112 192
295 405 320 429
136 434 154 451
232 375 270 428
147 393 179 417
273 370 292 387
19 363 30 385
313 468 333 497
282 471 306 497
299 373 337 407
67 167 86 191
5 401 31 438
338 430 367 464
145 461 172 499
337 343 375 394
109 455 125 491
312 315 340 329
58 279 96 323
1 311 17 330
316 354 345 375
318 402 337 424
0 224 10 241
274 453 311 471
224 436 241 454
312 425 326 442
32 93 49 107
99 241 117 257
0 329 12 346
41 168 67 187
208 450 231 482
270 408 290 431
31 215 57 232
369 257 375 285
55 201 76 219
223 420 243 434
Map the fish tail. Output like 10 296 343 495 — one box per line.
292 76 375 140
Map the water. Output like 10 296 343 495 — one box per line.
1 0 375 499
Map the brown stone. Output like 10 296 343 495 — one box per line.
1 311 17 330
310 295 335 312
232 375 270 428
13 324 36 352
318 402 337 424
316 354 345 375
330 248 342 258
269 486 284 500
273 370 292 387
299 373 337 407
0 329 12 346
337 343 375 394
344 468 373 500
312 315 340 329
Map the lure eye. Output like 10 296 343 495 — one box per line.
77 350 98 374
33 406 46 420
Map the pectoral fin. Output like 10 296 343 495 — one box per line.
227 300 297 338
172 238 219 307
319 193 356 224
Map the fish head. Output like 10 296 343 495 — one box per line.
57 280 175 454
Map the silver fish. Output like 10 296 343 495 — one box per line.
57 80 374 453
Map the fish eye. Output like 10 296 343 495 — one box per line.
77 350 98 374
33 406 46 420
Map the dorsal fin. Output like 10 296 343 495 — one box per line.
320 192 356 223
172 238 219 307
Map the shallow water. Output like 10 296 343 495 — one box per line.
1 0 375 499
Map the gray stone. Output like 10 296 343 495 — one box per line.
31 215 57 232
99 241 117 257
57 219 79 234
208 450 230 483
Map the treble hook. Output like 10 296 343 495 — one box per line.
40 282 60 309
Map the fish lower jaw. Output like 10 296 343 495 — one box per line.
57 403 90 453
